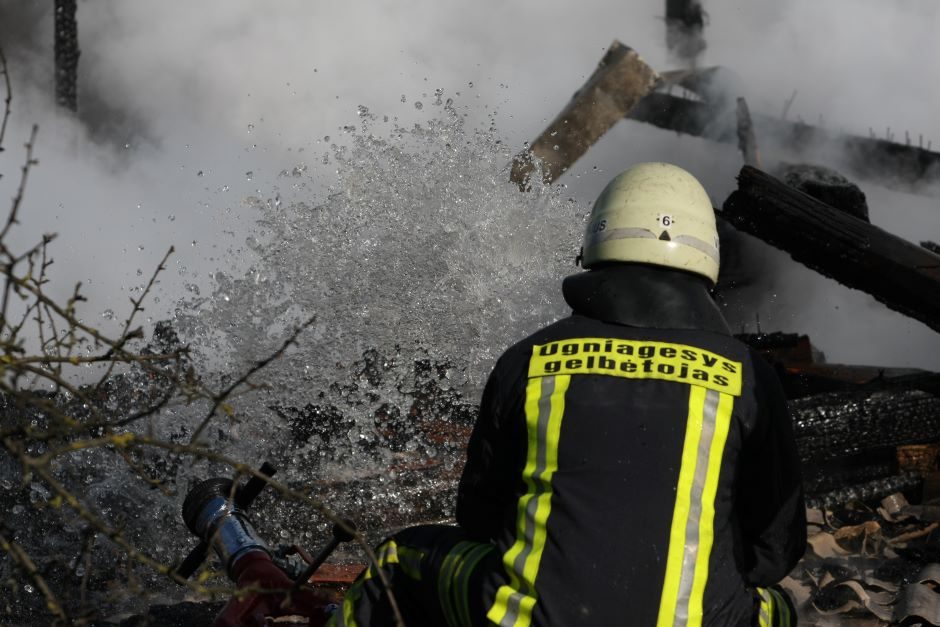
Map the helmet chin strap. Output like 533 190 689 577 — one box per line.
561 263 731 335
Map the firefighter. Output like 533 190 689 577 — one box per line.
329 162 806 627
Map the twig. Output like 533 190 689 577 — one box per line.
75 529 96 610
96 246 174 387
1 125 38 243
115 446 173 495
9 350 183 367
111 359 186 428
188 315 317 443
0 529 70 623
19 457 225 595
0 45 11 150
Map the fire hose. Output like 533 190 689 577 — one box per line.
174 462 355 626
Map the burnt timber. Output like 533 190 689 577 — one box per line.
722 166 940 333
509 40 657 188
627 92 940 188
54 0 79 112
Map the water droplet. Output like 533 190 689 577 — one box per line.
552 145 560 151
24 584 34 594
414 102 423 110
323 135 330 142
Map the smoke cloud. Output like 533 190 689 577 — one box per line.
0 0 937 368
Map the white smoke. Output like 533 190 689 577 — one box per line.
0 0 937 370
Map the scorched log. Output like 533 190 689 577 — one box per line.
510 41 657 188
624 93 940 188
722 166 940 332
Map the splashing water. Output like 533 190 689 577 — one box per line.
165 104 586 541
1 101 590 621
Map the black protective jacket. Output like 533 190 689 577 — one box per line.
456 266 806 627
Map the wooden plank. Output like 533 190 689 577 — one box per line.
722 166 940 331
510 41 658 189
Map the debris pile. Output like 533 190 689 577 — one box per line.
785 494 940 626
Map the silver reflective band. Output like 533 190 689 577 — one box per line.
587 227 719 263
672 390 720 624
673 235 720 263
587 227 658 244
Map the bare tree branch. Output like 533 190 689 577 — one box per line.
189 315 317 444
0 529 70 623
0 46 11 150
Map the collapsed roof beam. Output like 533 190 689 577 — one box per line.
627 92 940 188
510 40 657 189
722 166 940 332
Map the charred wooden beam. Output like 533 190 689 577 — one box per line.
923 241 940 255
736 97 760 167
626 93 940 187
722 166 940 332
54 0 79 112
627 92 734 142
791 386 940 465
665 0 707 60
510 41 657 188
779 366 940 400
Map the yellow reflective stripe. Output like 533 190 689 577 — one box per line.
657 385 707 627
398 546 424 581
757 587 772 627
658 388 735 626
489 377 544 623
487 375 570 627
361 540 399 582
688 391 734 621
337 577 363 627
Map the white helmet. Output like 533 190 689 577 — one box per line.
581 162 719 284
